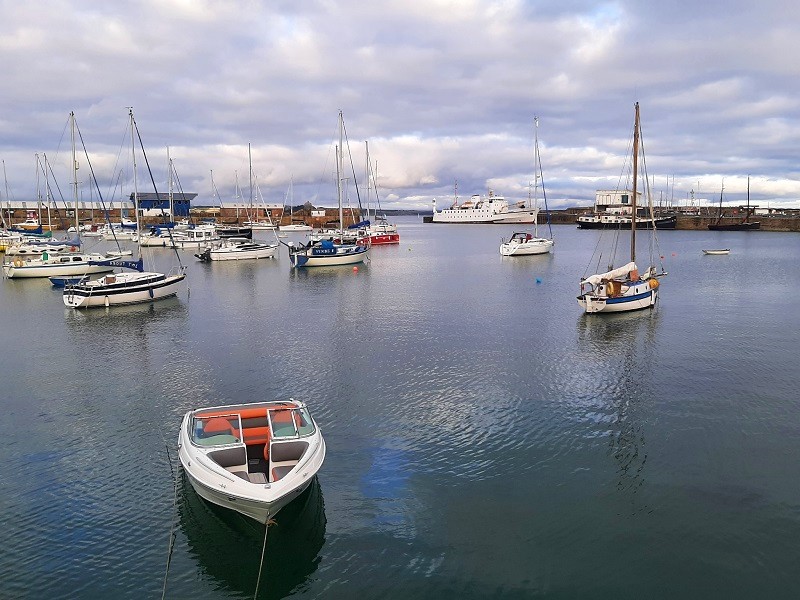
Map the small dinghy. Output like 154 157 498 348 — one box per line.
49 275 88 288
702 249 730 255
178 399 326 523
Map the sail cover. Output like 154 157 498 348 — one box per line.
582 261 637 287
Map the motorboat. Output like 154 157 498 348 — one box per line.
169 224 220 248
702 249 730 255
499 117 555 256
178 399 326 523
195 238 278 261
499 231 554 256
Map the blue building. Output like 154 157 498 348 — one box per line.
130 192 196 217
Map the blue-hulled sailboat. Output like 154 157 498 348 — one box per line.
577 103 667 314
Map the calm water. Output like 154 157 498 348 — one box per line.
1 219 799 599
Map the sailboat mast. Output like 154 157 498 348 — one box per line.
167 146 173 223
630 102 640 263
70 112 79 232
365 140 370 222
129 109 141 237
533 116 540 237
248 142 253 221
337 110 344 230
746 175 750 219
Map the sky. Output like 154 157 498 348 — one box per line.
2 0 800 212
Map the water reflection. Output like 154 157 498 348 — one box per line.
62 295 187 325
576 310 661 514
177 474 326 599
288 263 370 279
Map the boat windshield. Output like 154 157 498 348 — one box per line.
191 413 243 447
268 406 315 439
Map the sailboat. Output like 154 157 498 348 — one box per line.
196 150 278 262
500 117 554 256
361 141 400 245
286 111 369 268
577 103 667 314
3 113 117 279
63 109 186 308
279 177 313 231
708 176 761 231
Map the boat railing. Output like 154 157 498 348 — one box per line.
167 265 187 278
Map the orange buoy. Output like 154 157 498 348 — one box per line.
353 266 358 272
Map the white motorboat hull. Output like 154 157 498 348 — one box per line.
182 460 316 523
198 243 277 261
499 238 554 256
63 272 185 308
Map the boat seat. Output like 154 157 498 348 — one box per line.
271 464 296 482
208 446 247 469
203 417 235 436
241 426 271 445
268 440 310 482
271 440 308 461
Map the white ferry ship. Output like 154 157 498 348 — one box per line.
425 190 537 224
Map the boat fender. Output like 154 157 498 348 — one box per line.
648 278 659 290
13 259 23 267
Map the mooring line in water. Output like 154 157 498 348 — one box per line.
253 513 271 600
161 443 181 600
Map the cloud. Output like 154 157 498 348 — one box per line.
1 0 800 211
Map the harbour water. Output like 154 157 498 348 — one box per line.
1 218 799 599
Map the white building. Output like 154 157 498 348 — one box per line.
593 189 642 215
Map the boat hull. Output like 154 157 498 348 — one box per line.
577 215 677 229
430 210 537 224
577 288 657 314
63 272 185 308
499 239 553 256
289 245 368 268
183 466 315 523
198 248 275 261
3 257 116 279
368 233 400 245
707 222 760 231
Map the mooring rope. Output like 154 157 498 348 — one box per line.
161 443 181 600
253 515 271 600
